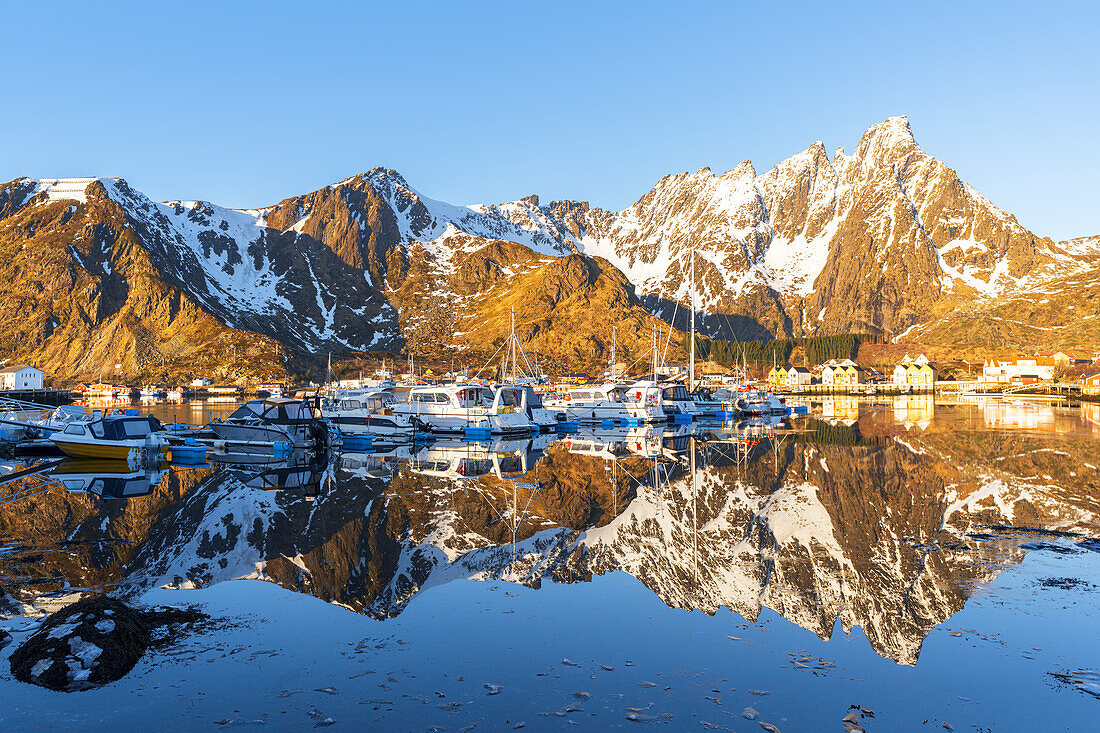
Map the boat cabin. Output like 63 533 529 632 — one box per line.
61 414 163 440
228 398 319 424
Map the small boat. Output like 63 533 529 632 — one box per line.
691 387 739 416
651 381 700 419
322 390 425 438
50 413 170 460
735 387 787 416
139 385 166 400
167 389 185 401
208 397 330 450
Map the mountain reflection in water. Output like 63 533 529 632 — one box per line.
1 400 1098 666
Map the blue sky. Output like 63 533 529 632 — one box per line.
3 1 1097 239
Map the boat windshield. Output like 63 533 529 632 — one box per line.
90 416 160 440
496 389 523 408
662 385 690 401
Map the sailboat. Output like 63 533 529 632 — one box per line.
489 309 562 429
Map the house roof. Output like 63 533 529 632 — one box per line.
0 364 37 375
789 366 811 373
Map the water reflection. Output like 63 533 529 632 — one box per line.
2 399 1099 666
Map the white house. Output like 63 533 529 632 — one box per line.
191 377 212 388
786 366 812 386
983 356 1055 383
0 364 45 390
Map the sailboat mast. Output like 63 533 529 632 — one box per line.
689 245 695 393
652 326 657 382
511 308 518 383
611 325 617 382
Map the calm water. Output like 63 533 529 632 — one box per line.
2 397 1099 731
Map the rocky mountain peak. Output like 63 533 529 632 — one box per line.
851 115 920 166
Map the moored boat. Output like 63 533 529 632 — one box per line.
322 390 425 438
208 397 330 450
390 384 535 435
50 413 170 460
545 383 666 423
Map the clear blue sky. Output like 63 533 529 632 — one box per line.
3 1 1097 239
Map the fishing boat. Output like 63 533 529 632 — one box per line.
546 383 666 423
208 397 330 449
139 385 166 400
390 384 535 435
50 413 170 460
321 390 426 438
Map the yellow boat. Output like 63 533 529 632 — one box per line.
50 414 170 461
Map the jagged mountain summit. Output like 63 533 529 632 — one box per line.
2 116 1096 379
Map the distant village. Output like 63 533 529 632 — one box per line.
1 349 1099 400
761 351 1100 395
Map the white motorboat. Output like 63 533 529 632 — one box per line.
692 387 740 416
545 383 666 423
406 438 540 480
208 398 330 449
390 384 535 435
321 390 425 439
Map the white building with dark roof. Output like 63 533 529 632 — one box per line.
0 364 45 390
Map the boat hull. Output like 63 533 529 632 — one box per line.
51 438 163 461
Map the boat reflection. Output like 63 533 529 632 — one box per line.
52 458 171 498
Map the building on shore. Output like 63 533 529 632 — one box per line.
786 366 812 386
1037 351 1092 367
821 359 865 386
767 365 789 387
893 354 937 386
0 364 45 391
983 356 1055 383
1080 373 1099 395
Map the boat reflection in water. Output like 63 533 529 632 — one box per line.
51 458 171 499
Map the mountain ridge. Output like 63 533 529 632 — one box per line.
3 116 1098 380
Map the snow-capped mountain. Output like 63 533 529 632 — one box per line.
2 116 1097 380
